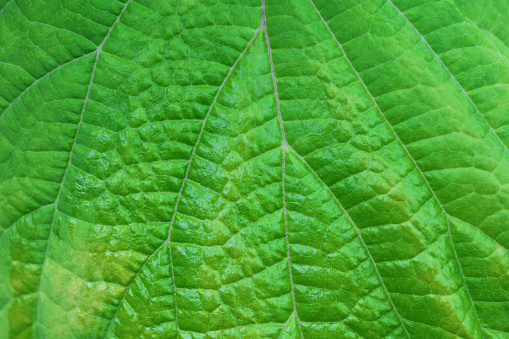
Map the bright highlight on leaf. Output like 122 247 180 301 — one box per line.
1 0 508 338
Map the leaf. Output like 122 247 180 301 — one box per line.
1 0 508 338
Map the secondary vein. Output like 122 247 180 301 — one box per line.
288 142 411 338
0 51 95 120
262 1 304 338
103 25 262 338
306 0 416 336
309 0 484 335
0 0 12 14
34 0 133 335
387 0 509 155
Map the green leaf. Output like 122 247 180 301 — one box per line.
1 0 508 338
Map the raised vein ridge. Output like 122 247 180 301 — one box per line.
387 0 509 155
262 1 305 338
0 0 12 15
0 51 95 120
34 0 133 335
103 26 263 338
288 142 411 338
309 0 484 335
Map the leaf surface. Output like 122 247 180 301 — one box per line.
1 0 508 338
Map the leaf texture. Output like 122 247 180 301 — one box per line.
0 0 508 338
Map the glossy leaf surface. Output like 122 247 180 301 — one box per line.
1 0 508 338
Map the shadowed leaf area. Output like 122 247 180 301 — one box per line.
1 0 508 338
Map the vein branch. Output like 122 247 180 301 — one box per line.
0 0 12 15
262 1 304 338
0 51 95 120
103 25 262 337
448 215 507 253
309 0 484 335
387 1 486 333
307 0 416 335
288 142 410 338
277 312 296 339
387 0 509 154
34 0 133 334
0 203 54 239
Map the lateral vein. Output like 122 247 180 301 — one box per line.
262 1 304 338
387 0 509 155
0 0 12 14
0 51 95 120
307 0 415 336
288 142 410 338
34 0 133 335
102 25 262 338
310 0 484 335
